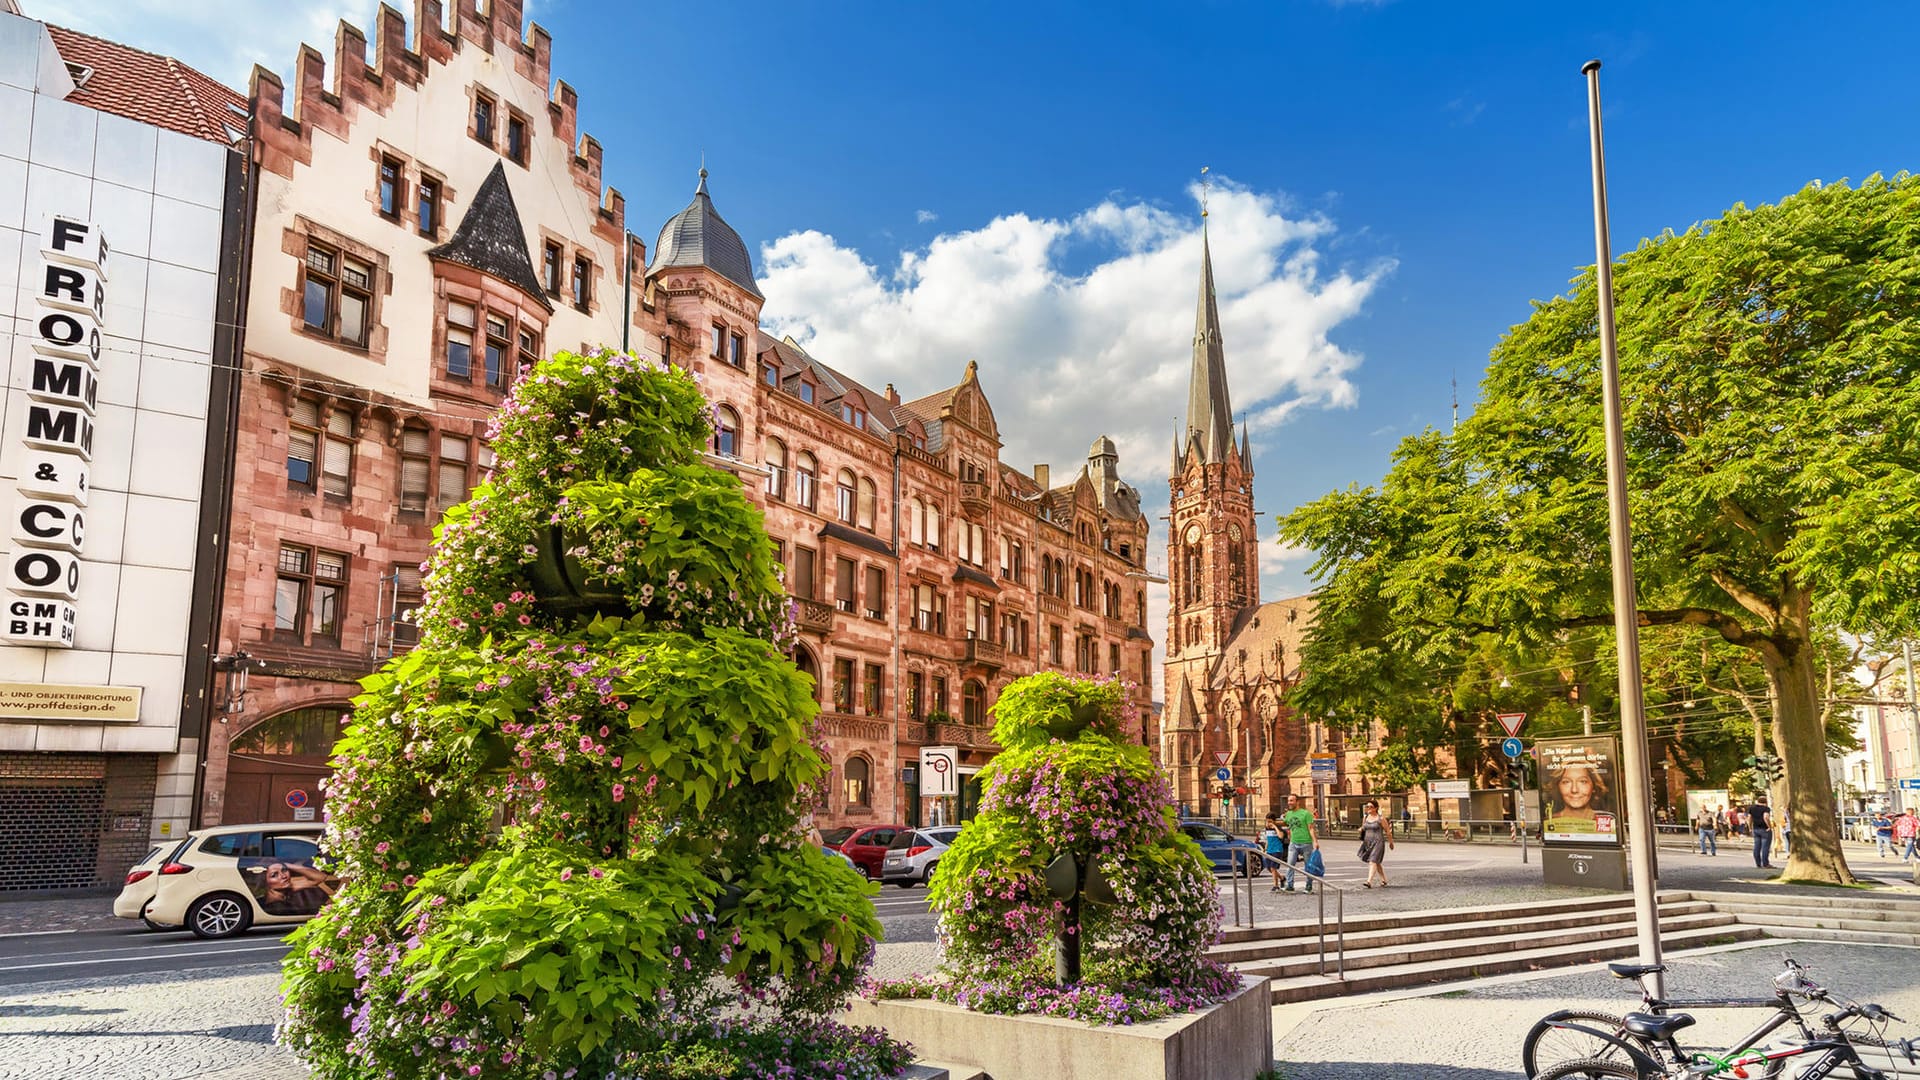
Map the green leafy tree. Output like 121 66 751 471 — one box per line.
279 349 902 1079
1283 175 1920 884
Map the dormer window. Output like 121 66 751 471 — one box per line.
763 365 778 387
841 403 865 430
799 382 815 404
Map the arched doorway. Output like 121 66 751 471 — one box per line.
224 706 347 825
792 644 821 702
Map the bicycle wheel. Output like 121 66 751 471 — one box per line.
1533 1059 1644 1080
1521 1011 1636 1078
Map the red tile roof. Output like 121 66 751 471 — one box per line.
44 24 244 145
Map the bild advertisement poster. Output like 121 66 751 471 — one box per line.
1538 735 1622 845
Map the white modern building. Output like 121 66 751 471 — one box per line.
0 11 245 892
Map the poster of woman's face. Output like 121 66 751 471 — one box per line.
1538 736 1621 845
239 855 341 917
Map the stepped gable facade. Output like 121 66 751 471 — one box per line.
202 0 637 826
1162 229 1384 823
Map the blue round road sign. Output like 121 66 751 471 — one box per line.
1501 737 1524 759
1214 767 1232 781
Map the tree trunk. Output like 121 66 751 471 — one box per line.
1761 622 1854 885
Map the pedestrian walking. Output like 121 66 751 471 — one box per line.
1358 799 1394 888
1281 793 1318 893
1747 794 1775 869
1262 814 1286 892
1897 809 1919 863
1873 812 1894 858
1400 806 1413 838
1714 807 1728 838
1695 807 1718 856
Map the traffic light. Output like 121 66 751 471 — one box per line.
1744 753 1785 784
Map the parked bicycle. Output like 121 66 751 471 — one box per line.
1523 958 1914 1079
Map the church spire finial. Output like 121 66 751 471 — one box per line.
1185 178 1234 465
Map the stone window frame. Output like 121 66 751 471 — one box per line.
842 753 873 811
712 403 742 458
504 107 531 167
416 172 444 241
472 88 497 148
763 437 787 501
376 155 405 222
273 542 351 650
284 393 358 502
284 218 392 364
397 422 432 516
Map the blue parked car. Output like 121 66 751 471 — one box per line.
1177 821 1265 874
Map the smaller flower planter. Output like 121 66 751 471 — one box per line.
526 523 630 615
843 974 1271 1080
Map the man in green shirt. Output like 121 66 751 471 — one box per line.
1281 793 1318 893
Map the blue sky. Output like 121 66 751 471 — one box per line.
38 0 1920 611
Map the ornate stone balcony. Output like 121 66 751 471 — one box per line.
794 597 835 634
958 478 991 515
816 711 890 743
964 637 1005 669
1038 595 1068 618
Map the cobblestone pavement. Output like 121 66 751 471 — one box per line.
0 963 301 1080
0 895 124 936
1272 941 1920 1079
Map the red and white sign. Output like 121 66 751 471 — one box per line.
1212 751 1231 766
1497 712 1526 738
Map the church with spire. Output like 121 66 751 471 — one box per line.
1162 226 1369 823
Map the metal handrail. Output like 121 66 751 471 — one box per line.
1229 848 1346 980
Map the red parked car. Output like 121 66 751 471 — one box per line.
837 825 907 879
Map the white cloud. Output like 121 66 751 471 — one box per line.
915 209 939 224
761 177 1388 703
33 0 386 87
761 176 1391 501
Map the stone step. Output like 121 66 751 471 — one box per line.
1261 922 1766 1004
906 1064 977 1080
1209 901 1718 964
1681 889 1920 916
1232 911 1740 982
1215 891 1643 945
1721 916 1920 947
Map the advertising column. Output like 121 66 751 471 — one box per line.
1538 735 1628 888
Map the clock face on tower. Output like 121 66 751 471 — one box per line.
1184 524 1201 545
1229 523 1242 541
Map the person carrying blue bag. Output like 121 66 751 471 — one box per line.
1281 793 1318 893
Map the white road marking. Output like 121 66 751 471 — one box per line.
0 940 290 974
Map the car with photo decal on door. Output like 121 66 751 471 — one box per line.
135 822 340 939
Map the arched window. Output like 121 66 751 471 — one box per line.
764 437 787 500
232 706 348 758
1184 546 1203 605
1229 541 1246 603
909 498 925 545
844 755 871 810
792 644 821 701
926 502 941 550
962 679 986 726
795 452 818 510
857 477 877 531
712 405 740 458
836 469 857 523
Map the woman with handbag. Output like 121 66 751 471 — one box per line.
1357 799 1394 888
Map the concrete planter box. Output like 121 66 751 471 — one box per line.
843 975 1271 1080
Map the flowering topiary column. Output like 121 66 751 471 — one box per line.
280 348 909 1080
908 673 1238 1025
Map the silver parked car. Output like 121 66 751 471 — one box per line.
881 826 959 888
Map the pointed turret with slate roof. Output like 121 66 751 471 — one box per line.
647 167 762 299
427 161 552 310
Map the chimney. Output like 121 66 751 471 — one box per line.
885 383 900 406
1034 464 1050 490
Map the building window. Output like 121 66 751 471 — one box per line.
275 545 347 647
799 382 815 404
710 324 725 358
909 498 924 545
572 255 591 311
834 556 857 613
844 755 871 810
931 675 948 716
506 113 527 165
840 402 866 430
914 584 945 634
417 177 439 238
713 406 740 457
763 364 779 387
835 469 857 524
962 680 985 726
517 328 539 375
908 670 925 720
446 301 475 379
377 158 402 220
857 477 877 531
399 426 430 513
793 546 817 599
392 564 424 648
1109 643 1121 676
543 243 562 295
321 410 353 497
484 314 510 389
833 657 856 710
862 663 883 716
795 452 818 511
302 243 372 347
439 435 470 511
864 566 885 620
764 438 787 501
925 502 940 550
1050 624 1063 665
729 332 746 367
473 92 494 145
287 397 320 488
